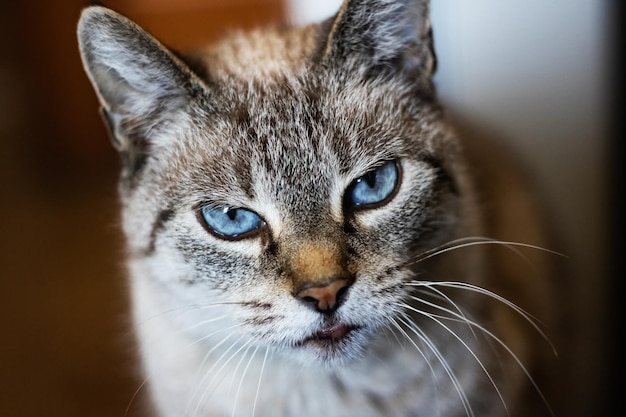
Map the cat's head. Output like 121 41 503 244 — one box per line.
78 0 470 367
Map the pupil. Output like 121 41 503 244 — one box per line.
364 171 377 188
226 208 237 221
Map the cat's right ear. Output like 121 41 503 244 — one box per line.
319 0 436 96
77 6 206 174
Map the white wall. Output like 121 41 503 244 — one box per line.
287 0 610 412
285 0 343 24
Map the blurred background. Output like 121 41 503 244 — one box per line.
0 0 618 416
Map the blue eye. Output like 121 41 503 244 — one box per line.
348 161 400 208
200 206 264 239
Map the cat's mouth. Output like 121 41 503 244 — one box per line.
296 323 360 348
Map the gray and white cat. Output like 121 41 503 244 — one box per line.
77 1 562 416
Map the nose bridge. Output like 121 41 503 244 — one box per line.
286 238 354 314
289 240 346 288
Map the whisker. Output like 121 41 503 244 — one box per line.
410 284 479 341
186 333 241 416
125 317 244 416
407 295 493 330
124 375 151 417
401 284 556 417
134 301 242 328
388 317 446 416
398 302 509 417
227 342 254 399
408 281 557 356
178 314 230 333
387 321 408 350
389 318 440 385
188 323 245 348
231 344 261 417
378 307 408 350
405 236 567 268
396 315 474 417
251 347 270 417
192 337 254 417
455 312 555 417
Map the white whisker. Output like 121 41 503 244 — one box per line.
389 318 440 387
398 302 509 416
188 323 245 348
410 285 479 341
408 281 557 356
187 335 246 417
440 313 554 417
124 374 151 417
179 314 229 333
406 236 566 268
186 333 237 415
227 342 254 399
396 315 474 417
231 344 261 417
251 347 269 417
193 337 254 417
388 318 444 416
134 302 239 328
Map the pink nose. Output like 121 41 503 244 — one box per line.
296 278 350 313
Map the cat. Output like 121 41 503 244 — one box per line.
77 1 564 416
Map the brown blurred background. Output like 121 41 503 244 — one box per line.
0 1 619 417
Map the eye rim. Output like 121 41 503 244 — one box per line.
196 205 267 241
344 160 402 213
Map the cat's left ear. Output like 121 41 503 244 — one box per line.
320 0 436 94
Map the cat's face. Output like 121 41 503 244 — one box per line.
128 76 461 366
78 1 466 368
